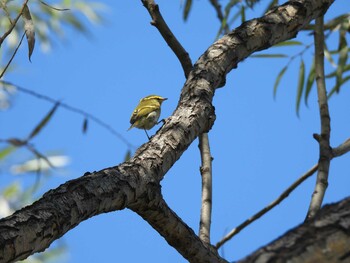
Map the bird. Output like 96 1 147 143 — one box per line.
128 95 167 139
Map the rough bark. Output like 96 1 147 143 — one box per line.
238 197 350 263
0 0 335 262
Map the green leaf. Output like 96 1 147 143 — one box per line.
325 13 350 31
273 65 288 98
324 43 336 67
183 0 192 21
273 40 303 47
296 59 305 116
27 102 59 140
0 146 15 160
304 57 315 106
328 75 350 99
124 150 131 162
22 4 35 61
335 29 348 93
241 6 245 23
252 54 288 58
325 64 350 78
3 182 21 198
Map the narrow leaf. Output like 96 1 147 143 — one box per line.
335 30 348 93
124 150 131 162
0 146 15 160
324 43 336 67
240 6 245 23
252 54 287 58
273 65 288 99
296 59 305 116
328 75 350 100
40 1 69 11
22 4 35 61
3 183 21 198
82 118 88 134
326 64 350 78
27 102 59 140
304 57 315 106
183 0 192 21
273 40 303 47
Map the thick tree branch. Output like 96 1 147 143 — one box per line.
0 0 335 261
129 186 225 263
237 196 350 263
305 16 332 222
141 0 215 246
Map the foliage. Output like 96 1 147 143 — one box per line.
182 2 350 115
0 0 106 261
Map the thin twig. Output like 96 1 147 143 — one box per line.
208 0 230 34
0 80 136 149
215 164 318 249
141 0 192 78
198 133 213 244
0 33 26 79
0 0 30 46
215 135 350 249
305 16 331 222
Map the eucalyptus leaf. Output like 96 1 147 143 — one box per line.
0 146 15 160
183 0 192 21
252 54 288 58
22 4 35 61
273 40 303 47
27 103 59 141
124 150 131 162
273 66 288 98
296 59 305 116
305 57 315 106
335 31 348 93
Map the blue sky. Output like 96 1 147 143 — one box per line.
1 0 349 262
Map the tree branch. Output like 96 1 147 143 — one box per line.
0 0 30 46
216 134 350 249
208 0 230 34
0 0 335 261
0 33 26 79
129 185 225 263
141 0 215 247
198 133 213 244
0 80 136 149
237 196 350 263
141 0 193 78
216 164 318 249
305 16 332 222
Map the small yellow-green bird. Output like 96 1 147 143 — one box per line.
128 95 167 139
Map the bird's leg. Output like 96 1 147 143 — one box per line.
157 118 166 125
144 129 150 140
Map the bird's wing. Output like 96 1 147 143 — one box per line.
130 105 158 124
